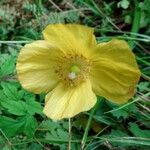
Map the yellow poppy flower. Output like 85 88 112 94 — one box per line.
16 24 140 120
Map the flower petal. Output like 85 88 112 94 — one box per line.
90 39 141 104
42 24 96 56
16 40 62 94
43 80 97 120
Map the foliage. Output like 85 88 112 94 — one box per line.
0 0 150 149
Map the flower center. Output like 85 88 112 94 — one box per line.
68 65 81 80
54 54 91 87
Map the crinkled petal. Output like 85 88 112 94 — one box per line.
16 40 62 94
90 39 141 104
43 80 97 120
42 24 96 56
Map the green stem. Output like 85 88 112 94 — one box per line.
128 0 141 48
0 41 33 44
104 92 150 114
97 36 149 42
95 29 150 39
13 138 84 146
81 99 100 149
68 118 72 150
136 57 150 66
141 73 150 82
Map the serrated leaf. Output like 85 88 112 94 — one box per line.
111 109 129 119
138 82 150 92
0 116 24 137
0 82 42 116
27 143 43 150
1 99 42 116
1 100 27 116
66 11 79 22
57 128 68 140
101 129 129 147
111 103 138 119
46 12 65 24
26 100 43 115
41 120 69 146
0 89 7 100
40 120 60 131
1 82 20 101
0 115 38 138
22 115 38 137
45 127 68 141
0 55 16 78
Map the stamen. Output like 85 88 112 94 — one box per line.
54 53 91 86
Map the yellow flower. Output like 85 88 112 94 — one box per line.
16 24 140 120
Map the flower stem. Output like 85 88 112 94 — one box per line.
128 0 141 48
68 118 72 150
0 41 33 44
81 100 100 149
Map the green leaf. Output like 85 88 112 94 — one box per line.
27 143 43 150
1 100 27 116
40 120 68 148
102 137 150 147
101 130 150 148
138 81 150 92
66 11 79 23
93 115 115 125
117 0 130 9
0 55 16 78
100 130 129 148
46 128 68 141
1 82 20 101
0 89 7 101
0 82 42 116
22 115 38 137
129 123 150 138
0 116 24 137
110 129 128 137
0 115 38 138
40 120 60 131
1 99 42 116
57 128 68 140
25 99 43 115
2 145 12 150
111 103 138 119
111 109 129 119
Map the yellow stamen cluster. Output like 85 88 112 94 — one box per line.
54 54 91 87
